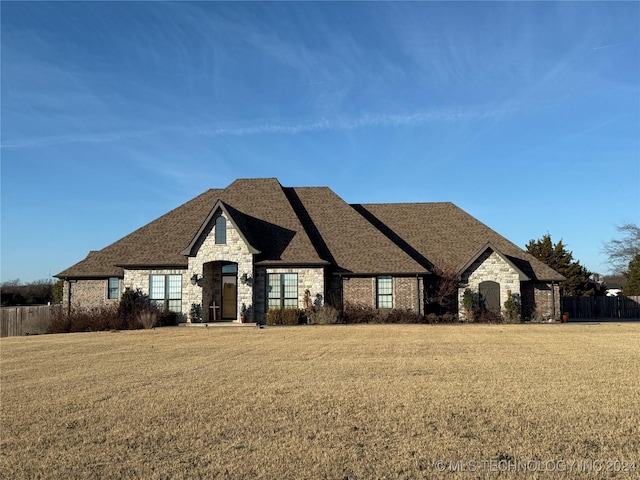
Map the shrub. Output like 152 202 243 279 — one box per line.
189 303 202 322
137 311 158 329
49 304 122 333
342 302 380 324
502 290 521 323
157 309 179 327
282 309 301 325
266 308 279 325
342 304 425 324
49 307 71 333
462 288 476 321
307 305 340 325
441 312 459 323
384 308 424 324
476 310 503 324
266 308 302 325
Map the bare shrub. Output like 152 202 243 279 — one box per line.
384 308 424 324
476 310 503 324
266 308 303 325
425 312 460 324
425 265 459 315
342 302 380 324
137 311 157 329
50 304 122 333
308 305 340 325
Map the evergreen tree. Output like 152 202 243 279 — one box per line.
526 234 594 297
623 254 640 296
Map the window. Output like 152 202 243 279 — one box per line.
221 263 237 274
150 274 182 312
267 273 298 309
107 277 119 300
377 276 393 308
215 216 226 244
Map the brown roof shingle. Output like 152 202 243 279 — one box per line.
358 202 565 281
293 187 427 274
56 179 564 282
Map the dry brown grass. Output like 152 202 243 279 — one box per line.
1 323 639 479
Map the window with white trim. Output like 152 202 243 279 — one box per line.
149 274 182 312
107 277 119 300
267 273 298 309
376 276 393 308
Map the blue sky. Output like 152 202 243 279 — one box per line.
1 1 639 283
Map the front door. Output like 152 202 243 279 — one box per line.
221 272 237 319
479 281 500 314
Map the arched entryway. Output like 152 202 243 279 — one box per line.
202 261 238 321
479 280 500 314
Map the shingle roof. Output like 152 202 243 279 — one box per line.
56 179 564 282
292 187 427 274
56 179 326 278
56 189 223 278
358 202 565 281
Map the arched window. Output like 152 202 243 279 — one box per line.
215 216 226 244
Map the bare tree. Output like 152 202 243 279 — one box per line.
602 223 640 274
425 265 459 314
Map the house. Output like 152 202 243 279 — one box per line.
55 178 565 323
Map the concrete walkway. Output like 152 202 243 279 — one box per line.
178 322 258 328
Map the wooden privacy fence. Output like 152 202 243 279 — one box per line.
0 305 57 337
561 296 640 319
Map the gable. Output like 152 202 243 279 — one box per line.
181 201 260 257
458 243 530 281
359 202 565 282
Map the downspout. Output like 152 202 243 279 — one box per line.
339 273 344 316
551 281 556 320
416 274 421 316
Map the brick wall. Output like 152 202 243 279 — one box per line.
63 278 121 311
521 281 561 320
342 276 424 311
343 277 375 306
394 277 423 311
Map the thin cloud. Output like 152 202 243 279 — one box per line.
592 42 626 51
1 104 518 150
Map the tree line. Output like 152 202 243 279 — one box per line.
1 279 63 306
526 223 640 297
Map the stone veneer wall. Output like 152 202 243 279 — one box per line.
123 268 188 317
185 211 254 322
63 278 122 311
458 250 522 320
253 266 325 323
